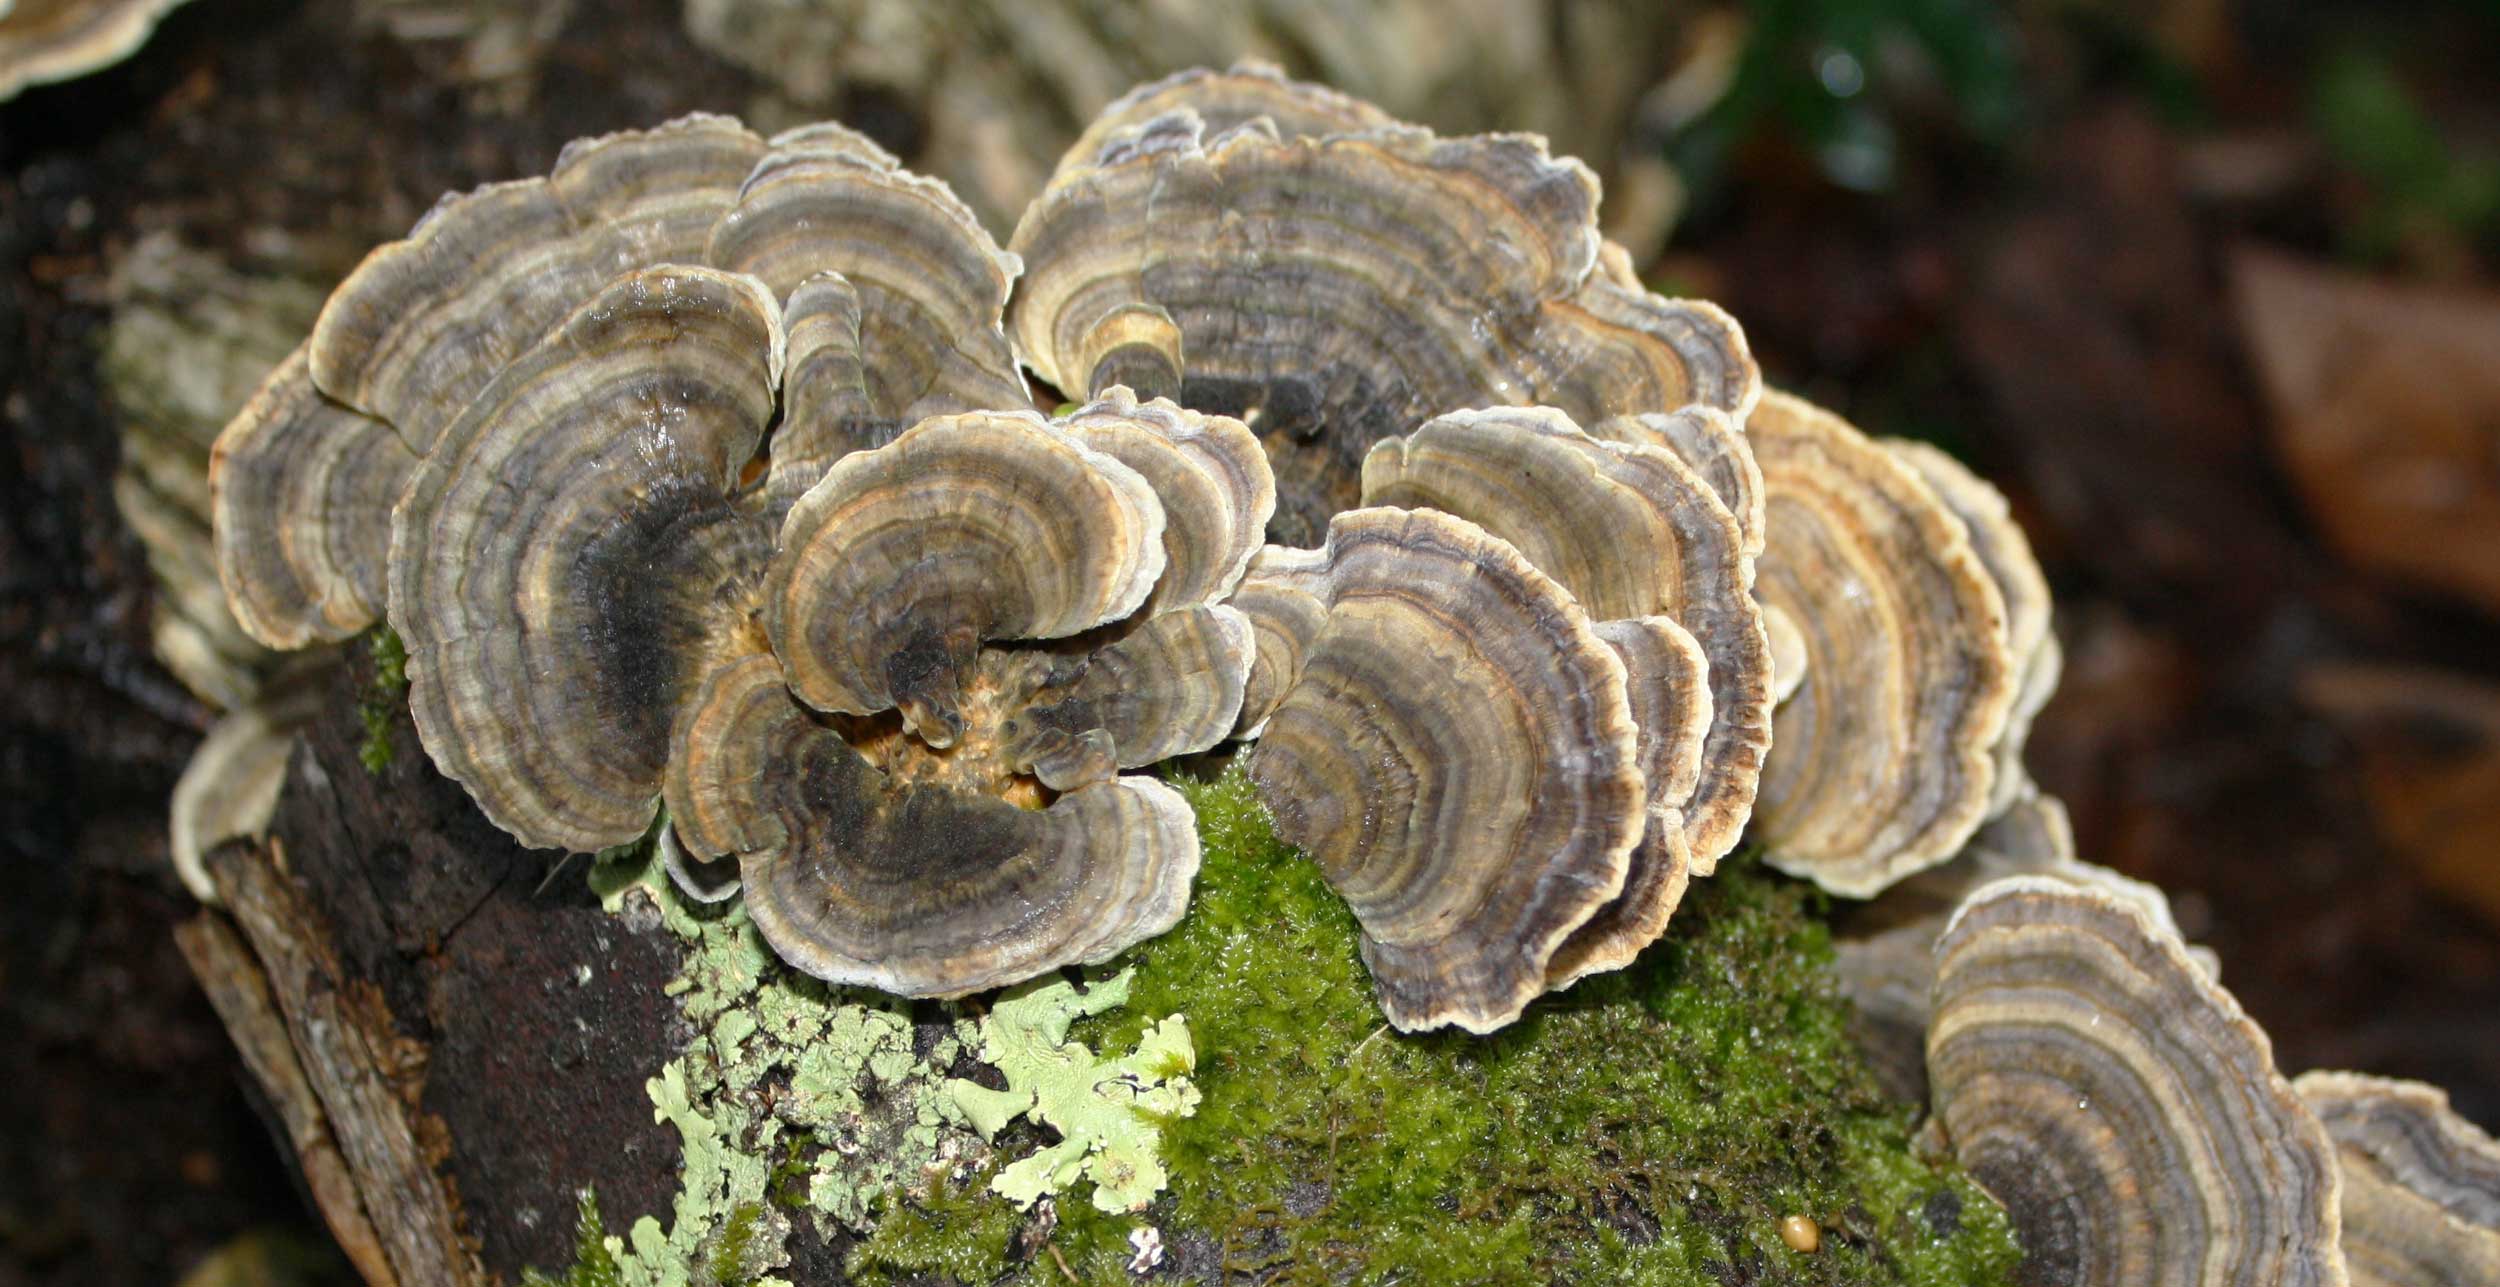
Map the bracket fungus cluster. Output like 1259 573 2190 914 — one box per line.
207 64 1791 1034
208 114 1277 998
209 62 2100 1046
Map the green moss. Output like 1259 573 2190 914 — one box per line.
855 766 2023 1285
357 627 409 774
520 1192 626 1287
845 1173 1026 1286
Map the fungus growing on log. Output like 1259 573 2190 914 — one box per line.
210 72 1772 1030
2295 1071 2500 1287
1007 78 1756 547
1747 390 2020 897
207 107 1321 997
212 113 1030 651
1927 878 2346 1287
0 0 188 99
665 399 1261 994
1232 506 1645 1033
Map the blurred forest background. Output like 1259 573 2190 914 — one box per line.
4 0 2499 1281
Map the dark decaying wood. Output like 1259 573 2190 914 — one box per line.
178 651 695 1282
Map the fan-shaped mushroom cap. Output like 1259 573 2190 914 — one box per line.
1928 878 2346 1287
1055 58 1397 175
766 411 1166 746
209 346 417 649
1748 391 2016 897
388 266 785 853
1543 615 1706 989
665 655 1200 996
2295 1071 2500 1287
0 0 188 100
312 116 768 450
1053 386 1275 614
1828 788 2211 1102
1885 439 2058 817
659 824 743 905
997 603 1255 791
168 664 328 904
1238 506 1644 1033
1831 789 2068 1082
706 127 1028 486
1009 106 1756 544
1360 404 1766 878
1591 406 1764 558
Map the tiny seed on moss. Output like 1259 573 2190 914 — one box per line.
1781 1214 1822 1253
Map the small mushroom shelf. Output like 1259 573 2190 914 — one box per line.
212 64 2047 1032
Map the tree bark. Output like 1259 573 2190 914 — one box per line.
179 650 697 1283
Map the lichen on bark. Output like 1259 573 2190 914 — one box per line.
858 767 2025 1285
538 766 2025 1285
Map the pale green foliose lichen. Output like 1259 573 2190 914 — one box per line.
564 837 990 1281
943 970 1200 1214
551 828 1188 1283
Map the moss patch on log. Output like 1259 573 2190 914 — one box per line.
853 767 2022 1285
356 627 408 774
541 765 2023 1285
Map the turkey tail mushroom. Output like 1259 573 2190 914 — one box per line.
1748 390 2018 897
1927 878 2347 1287
2296 1071 2500 1287
1234 507 1645 1033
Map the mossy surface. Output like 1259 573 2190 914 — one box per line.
853 767 2024 1285
357 627 408 774
540 766 2021 1285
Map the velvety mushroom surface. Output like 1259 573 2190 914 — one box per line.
214 113 1030 653
1748 390 2019 898
0 0 188 100
2296 1071 2500 1287
1007 67 1757 548
1360 405 1766 880
1235 506 1645 1032
1928 878 2346 1287
1885 439 2060 817
213 74 1787 1025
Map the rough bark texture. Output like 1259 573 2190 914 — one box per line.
184 650 693 1282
